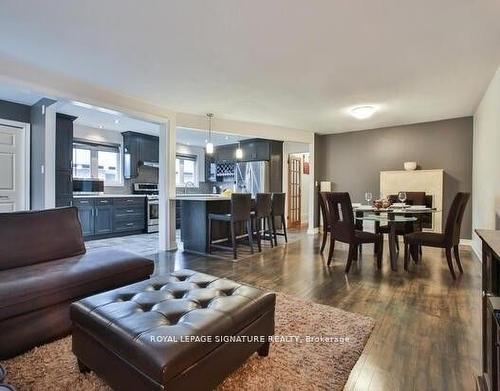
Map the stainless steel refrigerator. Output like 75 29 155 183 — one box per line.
234 161 270 196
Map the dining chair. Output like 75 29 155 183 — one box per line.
270 193 287 245
208 193 254 259
324 192 383 273
403 192 470 279
319 191 331 254
251 193 274 252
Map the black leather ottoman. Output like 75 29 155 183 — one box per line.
71 269 275 391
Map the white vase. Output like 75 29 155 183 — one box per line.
404 161 417 171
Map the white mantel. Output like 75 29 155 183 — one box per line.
380 169 444 233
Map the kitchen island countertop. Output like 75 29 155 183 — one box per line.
72 194 147 198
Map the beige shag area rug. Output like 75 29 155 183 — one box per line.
2 293 375 391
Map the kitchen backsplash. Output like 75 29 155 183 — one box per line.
104 166 159 195
103 165 226 195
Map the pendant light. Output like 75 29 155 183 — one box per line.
235 141 243 159
206 113 214 154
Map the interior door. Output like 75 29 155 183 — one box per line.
0 123 26 213
287 155 301 228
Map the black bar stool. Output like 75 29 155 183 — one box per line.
252 193 274 252
208 193 254 259
271 192 288 246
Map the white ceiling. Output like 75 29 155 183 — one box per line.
0 83 247 145
0 1 499 133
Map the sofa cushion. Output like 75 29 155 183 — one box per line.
0 248 154 321
0 207 86 271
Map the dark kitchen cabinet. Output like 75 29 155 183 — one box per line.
55 170 73 207
77 205 95 237
94 205 113 234
240 139 270 161
122 132 159 178
123 132 141 179
140 135 159 163
74 197 145 239
55 113 77 207
215 144 236 162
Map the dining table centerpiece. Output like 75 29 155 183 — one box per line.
373 197 391 209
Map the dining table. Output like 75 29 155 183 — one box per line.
353 206 438 271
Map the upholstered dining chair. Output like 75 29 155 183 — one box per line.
318 191 331 254
324 192 383 273
403 192 470 279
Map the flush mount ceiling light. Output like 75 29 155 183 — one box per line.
349 105 377 120
206 113 214 155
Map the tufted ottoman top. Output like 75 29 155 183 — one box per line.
71 269 275 384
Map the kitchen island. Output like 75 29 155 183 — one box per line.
176 195 235 254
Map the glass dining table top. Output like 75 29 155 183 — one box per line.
355 215 417 223
354 206 438 214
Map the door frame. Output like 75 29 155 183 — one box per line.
0 117 31 210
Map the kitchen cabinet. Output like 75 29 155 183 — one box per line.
122 131 159 178
240 139 270 161
76 205 95 237
55 113 77 207
94 204 113 234
140 135 159 163
216 144 236 162
212 139 282 163
74 197 145 239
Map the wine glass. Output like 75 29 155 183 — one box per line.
364 192 373 205
398 191 407 204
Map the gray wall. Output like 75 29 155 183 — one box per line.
0 99 31 123
315 117 473 238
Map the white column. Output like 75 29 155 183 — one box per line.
159 116 178 251
44 104 56 209
307 138 316 234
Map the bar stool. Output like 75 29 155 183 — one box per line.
208 193 254 259
271 192 287 246
252 193 274 252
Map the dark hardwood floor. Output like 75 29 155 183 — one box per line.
151 232 481 391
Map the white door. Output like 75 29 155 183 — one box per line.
0 123 26 212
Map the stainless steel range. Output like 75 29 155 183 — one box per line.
133 183 159 233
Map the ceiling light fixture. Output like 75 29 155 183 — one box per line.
235 142 243 160
98 125 104 129
349 105 377 120
114 119 120 124
206 113 214 155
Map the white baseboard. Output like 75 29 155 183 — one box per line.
307 227 319 235
459 239 472 247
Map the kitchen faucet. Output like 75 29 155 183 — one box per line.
184 181 195 194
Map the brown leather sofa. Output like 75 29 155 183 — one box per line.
0 207 154 359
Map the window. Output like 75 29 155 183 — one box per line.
72 141 122 186
176 154 197 186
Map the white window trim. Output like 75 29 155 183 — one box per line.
176 153 198 187
73 140 124 187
